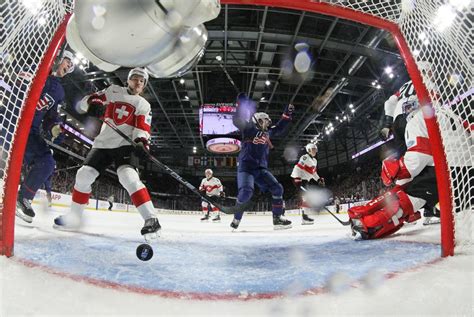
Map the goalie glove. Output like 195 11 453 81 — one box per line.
381 157 411 186
133 137 150 159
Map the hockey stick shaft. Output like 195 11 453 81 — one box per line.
218 63 240 94
300 186 351 226
102 120 247 214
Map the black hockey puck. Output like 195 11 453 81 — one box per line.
136 243 153 261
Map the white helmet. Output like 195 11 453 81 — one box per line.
128 67 149 86
402 95 419 115
59 50 75 73
205 169 213 178
305 143 318 155
252 112 272 131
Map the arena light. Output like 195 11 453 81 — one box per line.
215 55 222 61
351 109 355 113
348 104 353 108
376 84 382 89
434 4 456 32
389 73 395 79
384 66 393 74
265 80 271 86
179 78 185 84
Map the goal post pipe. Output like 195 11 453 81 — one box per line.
1 14 72 257
221 0 455 256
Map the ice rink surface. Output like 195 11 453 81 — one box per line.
1 206 473 316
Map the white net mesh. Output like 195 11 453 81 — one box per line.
329 0 473 252
0 0 472 253
0 0 70 247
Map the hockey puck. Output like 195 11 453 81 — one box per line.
136 243 153 261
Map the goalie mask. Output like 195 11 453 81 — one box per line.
305 143 318 156
402 96 419 116
128 67 149 86
252 112 272 131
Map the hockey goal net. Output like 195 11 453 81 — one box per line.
1 0 472 257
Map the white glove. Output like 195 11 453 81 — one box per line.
51 124 62 141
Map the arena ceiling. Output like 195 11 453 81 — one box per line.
61 4 410 168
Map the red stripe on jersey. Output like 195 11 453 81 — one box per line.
131 188 151 207
72 189 90 204
296 163 316 175
281 114 291 120
407 136 432 156
135 114 151 133
206 185 221 192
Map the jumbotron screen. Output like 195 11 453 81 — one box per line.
199 103 239 136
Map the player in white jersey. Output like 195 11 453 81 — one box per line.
54 68 161 238
380 62 434 156
199 169 224 222
348 96 440 239
291 143 324 225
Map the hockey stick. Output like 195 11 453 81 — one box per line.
218 62 240 94
102 120 251 214
300 186 351 226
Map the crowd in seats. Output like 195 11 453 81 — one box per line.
49 153 385 211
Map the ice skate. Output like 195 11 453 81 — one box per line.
301 213 314 225
230 218 240 230
212 214 221 223
16 194 35 223
423 217 440 226
273 215 292 230
201 214 210 222
141 217 161 241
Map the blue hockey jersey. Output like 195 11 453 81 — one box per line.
233 106 292 171
30 75 64 135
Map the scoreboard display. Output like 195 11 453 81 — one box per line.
199 103 239 136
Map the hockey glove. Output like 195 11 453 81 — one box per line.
51 124 63 142
381 157 411 186
379 115 393 141
220 191 226 198
86 94 106 119
282 104 295 119
317 177 325 187
133 137 150 159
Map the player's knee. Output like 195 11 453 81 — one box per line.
238 185 254 202
270 182 284 197
75 165 99 187
117 165 143 192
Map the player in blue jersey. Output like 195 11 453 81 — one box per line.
230 93 294 230
16 50 74 223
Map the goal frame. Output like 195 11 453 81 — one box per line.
0 14 71 257
221 0 455 256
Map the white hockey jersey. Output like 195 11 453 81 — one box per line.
291 154 320 181
396 109 434 186
384 80 417 121
199 177 223 197
78 85 152 149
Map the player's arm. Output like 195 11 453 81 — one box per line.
270 104 294 137
380 94 399 140
217 179 225 197
131 99 152 156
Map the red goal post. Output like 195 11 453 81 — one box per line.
0 1 72 256
220 0 472 256
1 0 471 257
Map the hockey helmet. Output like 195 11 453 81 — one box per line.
205 168 213 178
252 112 272 131
128 67 149 86
402 95 419 115
59 50 75 74
305 142 318 155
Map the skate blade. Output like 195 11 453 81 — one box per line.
15 210 32 223
273 225 292 230
301 221 314 225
